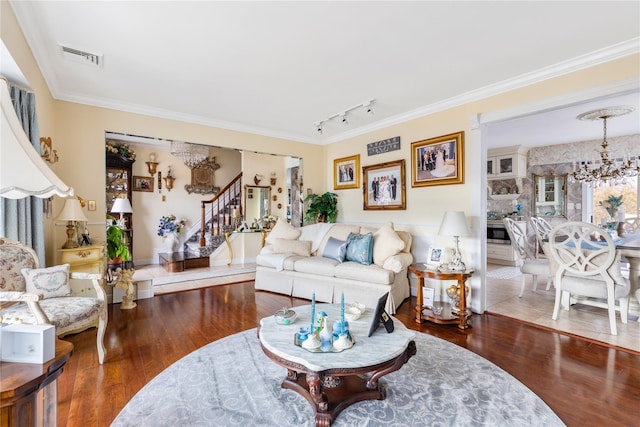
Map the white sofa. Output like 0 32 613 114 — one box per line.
254 221 413 313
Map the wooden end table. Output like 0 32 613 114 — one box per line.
1 339 73 427
258 304 416 426
409 263 474 329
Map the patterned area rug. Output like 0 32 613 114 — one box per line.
112 329 564 426
486 267 522 280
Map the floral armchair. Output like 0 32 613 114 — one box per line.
0 238 107 364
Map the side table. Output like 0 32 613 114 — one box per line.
1 339 73 427
409 263 474 329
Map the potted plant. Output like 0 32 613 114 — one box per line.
304 192 338 224
106 214 132 267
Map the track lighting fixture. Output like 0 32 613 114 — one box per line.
312 98 375 133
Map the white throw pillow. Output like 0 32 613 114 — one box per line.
372 222 406 266
265 219 301 244
22 264 71 299
270 239 312 256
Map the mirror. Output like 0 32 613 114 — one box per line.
245 185 271 223
533 174 567 217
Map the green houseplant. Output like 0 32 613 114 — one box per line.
304 192 338 224
106 214 132 266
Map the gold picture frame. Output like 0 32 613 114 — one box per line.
132 175 154 192
362 159 406 210
333 154 360 190
411 131 464 187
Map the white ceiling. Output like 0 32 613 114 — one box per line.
6 1 640 147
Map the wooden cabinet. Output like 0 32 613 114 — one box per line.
487 146 528 180
106 152 134 256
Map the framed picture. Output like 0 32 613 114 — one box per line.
333 154 360 190
87 200 96 211
411 131 464 187
132 175 154 192
367 292 394 337
362 159 406 210
426 247 445 266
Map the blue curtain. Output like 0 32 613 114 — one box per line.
0 85 45 265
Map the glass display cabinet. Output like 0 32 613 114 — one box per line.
106 152 135 256
533 174 567 217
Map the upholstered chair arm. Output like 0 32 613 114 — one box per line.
383 252 414 273
70 272 107 302
0 291 51 324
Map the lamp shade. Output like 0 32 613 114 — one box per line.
438 211 471 237
0 78 74 199
56 198 88 222
111 197 133 214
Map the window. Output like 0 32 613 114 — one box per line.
586 177 639 225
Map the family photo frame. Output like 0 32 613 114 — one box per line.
333 154 360 190
362 159 406 210
411 131 464 187
132 175 154 192
426 247 445 266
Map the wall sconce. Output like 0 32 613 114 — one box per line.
40 137 59 163
254 174 263 185
270 172 277 186
145 152 159 176
163 166 175 191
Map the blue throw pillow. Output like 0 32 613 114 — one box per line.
322 237 348 262
345 232 374 265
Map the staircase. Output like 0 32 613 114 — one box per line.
183 173 243 258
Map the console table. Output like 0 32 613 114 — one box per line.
410 263 474 329
1 339 73 427
259 304 416 426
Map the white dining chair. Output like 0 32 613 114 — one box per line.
530 216 553 257
503 218 552 297
546 221 630 335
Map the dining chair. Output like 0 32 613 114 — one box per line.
503 218 552 297
546 221 630 335
530 216 553 257
623 216 639 234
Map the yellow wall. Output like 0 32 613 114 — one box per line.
3 2 639 310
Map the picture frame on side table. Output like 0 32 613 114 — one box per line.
132 175 154 192
411 131 464 187
368 292 394 337
426 247 445 266
362 159 406 210
333 154 360 190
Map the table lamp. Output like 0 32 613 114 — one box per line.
56 198 88 249
438 211 471 271
111 197 133 228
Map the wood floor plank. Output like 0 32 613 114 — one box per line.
56 280 640 427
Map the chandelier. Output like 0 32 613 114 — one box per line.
570 106 638 185
170 141 209 168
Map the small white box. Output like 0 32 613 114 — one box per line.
0 324 55 364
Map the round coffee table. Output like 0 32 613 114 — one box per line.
259 303 416 426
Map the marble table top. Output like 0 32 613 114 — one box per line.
259 303 415 372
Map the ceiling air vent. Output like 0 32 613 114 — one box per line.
59 44 103 67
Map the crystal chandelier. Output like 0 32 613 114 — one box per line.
570 106 638 186
170 141 209 168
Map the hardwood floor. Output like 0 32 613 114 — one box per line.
56 281 640 427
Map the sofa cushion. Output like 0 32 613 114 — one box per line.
396 230 413 253
322 237 348 262
345 232 374 265
316 224 361 255
293 257 339 277
265 219 301 244
372 222 406 266
334 262 394 285
22 264 71 299
1 296 102 333
270 238 312 256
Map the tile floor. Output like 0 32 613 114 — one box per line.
486 263 639 352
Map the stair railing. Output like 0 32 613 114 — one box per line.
199 172 243 247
